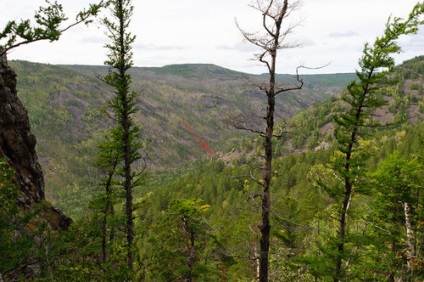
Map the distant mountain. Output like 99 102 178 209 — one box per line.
11 60 354 217
48 62 355 164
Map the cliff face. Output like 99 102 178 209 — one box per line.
0 54 71 230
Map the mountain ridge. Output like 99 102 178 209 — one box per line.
10 60 355 217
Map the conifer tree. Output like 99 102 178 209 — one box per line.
91 131 120 263
368 151 423 281
148 199 217 281
328 3 424 280
101 0 145 273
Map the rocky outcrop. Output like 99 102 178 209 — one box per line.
0 52 71 230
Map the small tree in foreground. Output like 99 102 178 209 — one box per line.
148 199 221 281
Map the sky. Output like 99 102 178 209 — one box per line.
1 0 423 74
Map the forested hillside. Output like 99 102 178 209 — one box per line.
276 56 424 155
134 56 424 280
4 55 424 280
11 60 354 217
3 54 424 281
3 0 424 280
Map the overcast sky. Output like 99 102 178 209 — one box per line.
1 0 423 74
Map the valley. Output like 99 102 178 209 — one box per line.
5 55 424 280
12 60 354 217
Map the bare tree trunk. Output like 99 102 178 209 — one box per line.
101 212 107 263
254 243 260 279
260 90 275 282
236 1 303 280
403 202 414 276
334 170 354 281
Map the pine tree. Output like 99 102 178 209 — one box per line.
329 4 424 280
101 0 145 273
148 199 214 281
91 131 121 263
368 151 423 281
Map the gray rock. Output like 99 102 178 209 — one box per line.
0 52 71 230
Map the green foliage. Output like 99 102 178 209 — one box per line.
46 119 424 280
3 0 424 281
0 159 48 280
146 198 225 281
308 3 424 280
0 0 104 55
99 0 143 273
365 151 424 280
11 59 351 219
144 64 246 79
0 158 23 276
40 214 131 281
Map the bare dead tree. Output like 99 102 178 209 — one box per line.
236 0 303 281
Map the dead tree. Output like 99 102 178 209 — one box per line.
403 202 414 276
236 1 303 281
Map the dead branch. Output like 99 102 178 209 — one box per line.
236 0 303 74
249 171 265 187
224 112 264 135
248 193 263 200
234 124 265 136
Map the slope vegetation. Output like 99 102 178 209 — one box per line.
12 60 353 217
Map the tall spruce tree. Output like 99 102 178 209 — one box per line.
101 0 144 272
328 3 424 281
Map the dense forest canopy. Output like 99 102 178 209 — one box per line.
2 0 424 281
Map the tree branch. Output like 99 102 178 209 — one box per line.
234 124 265 136
250 171 265 187
0 1 105 57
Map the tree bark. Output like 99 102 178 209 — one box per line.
116 0 135 271
259 90 275 282
403 202 413 276
236 1 303 280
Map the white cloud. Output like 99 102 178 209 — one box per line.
134 43 189 51
329 31 359 38
215 42 258 53
2 0 423 74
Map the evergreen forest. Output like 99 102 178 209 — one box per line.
2 0 424 281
